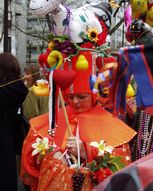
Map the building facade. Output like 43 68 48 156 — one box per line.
0 0 28 69
26 14 49 64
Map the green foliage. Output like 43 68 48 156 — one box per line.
47 33 70 42
79 31 88 40
47 147 54 153
87 153 126 173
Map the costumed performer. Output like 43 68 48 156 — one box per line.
20 51 137 191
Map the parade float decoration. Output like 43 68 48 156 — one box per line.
130 0 153 26
20 0 129 191
29 0 103 43
125 18 153 45
126 84 135 98
32 79 50 96
124 0 153 44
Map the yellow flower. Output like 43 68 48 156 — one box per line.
90 140 114 156
32 137 50 156
87 28 98 42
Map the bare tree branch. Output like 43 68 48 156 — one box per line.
11 22 48 42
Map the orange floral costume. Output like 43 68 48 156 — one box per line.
21 105 136 191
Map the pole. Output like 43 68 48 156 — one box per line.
58 88 72 136
4 0 9 52
122 1 126 47
109 17 124 36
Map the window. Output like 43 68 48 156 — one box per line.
15 0 22 4
27 46 37 54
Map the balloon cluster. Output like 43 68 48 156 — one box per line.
130 0 153 26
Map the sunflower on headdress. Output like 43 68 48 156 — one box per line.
79 26 107 46
87 28 99 42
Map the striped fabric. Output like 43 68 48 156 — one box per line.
111 45 153 115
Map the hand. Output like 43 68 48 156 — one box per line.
53 151 67 165
67 136 78 155
66 136 86 159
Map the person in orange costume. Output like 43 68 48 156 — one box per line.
20 52 137 191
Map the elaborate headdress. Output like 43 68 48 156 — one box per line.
63 51 96 95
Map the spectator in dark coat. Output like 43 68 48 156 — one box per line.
0 52 28 191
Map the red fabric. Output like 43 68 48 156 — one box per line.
37 153 93 191
64 50 95 95
52 105 136 154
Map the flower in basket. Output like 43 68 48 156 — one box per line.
87 140 126 185
32 137 56 165
90 140 114 156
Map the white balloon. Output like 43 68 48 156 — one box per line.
29 0 62 16
62 0 86 8
29 0 103 43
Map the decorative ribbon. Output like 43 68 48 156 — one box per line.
112 45 153 114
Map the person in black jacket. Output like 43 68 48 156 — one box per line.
0 52 28 191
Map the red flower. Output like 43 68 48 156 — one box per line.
90 147 99 160
94 168 113 183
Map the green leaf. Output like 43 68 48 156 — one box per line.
110 156 126 171
47 33 56 41
46 147 54 154
79 32 87 40
59 34 69 40
47 33 70 43
109 164 118 172
54 37 65 43
103 153 111 161
87 160 98 172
